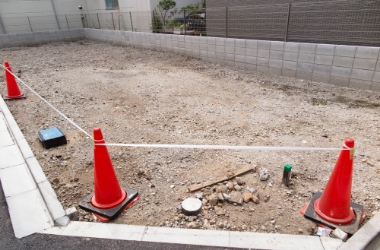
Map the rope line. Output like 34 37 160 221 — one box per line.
1 64 92 139
96 143 348 151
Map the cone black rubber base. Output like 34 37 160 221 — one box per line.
3 93 26 100
304 192 363 235
78 187 138 220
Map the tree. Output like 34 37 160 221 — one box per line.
157 0 176 26
180 0 205 13
151 8 163 33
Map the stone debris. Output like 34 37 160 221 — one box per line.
331 228 348 242
246 186 256 193
217 193 224 201
229 191 243 205
252 194 259 204
227 182 234 190
243 190 253 203
216 185 228 193
264 195 270 202
195 192 203 199
236 177 245 185
208 193 219 206
259 168 269 181
214 206 226 215
222 193 231 200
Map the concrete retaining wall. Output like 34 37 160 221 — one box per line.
0 29 84 47
83 29 380 91
1 28 379 92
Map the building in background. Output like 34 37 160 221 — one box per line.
0 0 200 33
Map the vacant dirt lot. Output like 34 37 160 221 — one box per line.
1 40 379 235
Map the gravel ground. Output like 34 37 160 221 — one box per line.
1 40 379 235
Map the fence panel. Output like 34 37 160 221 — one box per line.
228 4 288 40
27 15 59 32
118 12 131 31
65 14 84 29
130 11 151 33
2 16 33 33
288 0 380 46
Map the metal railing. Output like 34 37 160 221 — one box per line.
0 14 83 34
206 0 380 46
1 0 379 47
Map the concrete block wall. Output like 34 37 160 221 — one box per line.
84 28 380 91
0 29 84 48
1 28 379 91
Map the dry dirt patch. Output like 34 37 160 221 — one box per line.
1 41 380 235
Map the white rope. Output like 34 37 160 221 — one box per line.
1 64 92 139
96 143 347 151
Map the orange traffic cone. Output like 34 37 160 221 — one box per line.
79 128 138 222
3 61 26 100
302 138 364 235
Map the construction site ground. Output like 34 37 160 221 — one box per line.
0 40 379 235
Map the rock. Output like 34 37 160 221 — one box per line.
214 206 225 215
222 193 231 200
227 182 234 190
188 222 201 229
217 221 224 228
252 194 259 204
236 177 245 185
246 186 256 193
264 195 270 202
195 192 203 199
330 228 348 242
234 185 242 191
53 178 60 184
170 185 175 189
229 191 243 205
216 185 228 193
259 168 269 181
243 190 253 202
137 169 144 176
298 228 303 234
208 193 219 206
217 193 224 201
203 219 209 227
210 219 216 225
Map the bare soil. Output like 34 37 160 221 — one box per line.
1 41 380 235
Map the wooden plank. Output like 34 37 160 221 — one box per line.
188 165 254 192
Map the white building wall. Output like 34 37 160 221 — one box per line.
0 0 88 33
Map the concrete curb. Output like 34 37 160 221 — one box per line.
339 212 380 250
0 96 68 238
